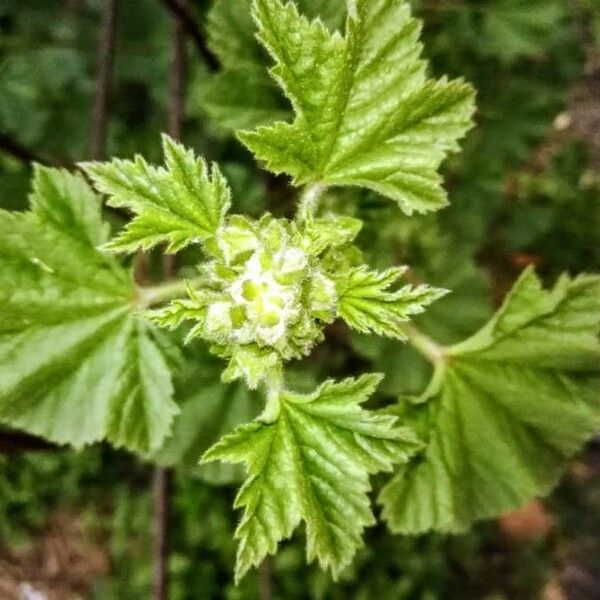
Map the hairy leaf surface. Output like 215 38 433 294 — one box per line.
203 374 420 580
336 266 447 338
380 268 600 533
82 135 231 253
239 0 475 213
0 167 178 453
201 0 346 131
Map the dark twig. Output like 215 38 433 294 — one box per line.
152 8 188 600
0 133 45 165
162 3 187 277
0 431 59 453
259 557 274 600
90 0 117 160
167 9 187 142
159 0 218 71
0 133 70 167
153 468 173 600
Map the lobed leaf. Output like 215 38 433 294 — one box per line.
0 167 178 453
201 0 346 132
81 135 231 253
239 0 476 214
203 373 421 581
379 268 600 534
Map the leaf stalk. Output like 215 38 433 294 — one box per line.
403 322 446 366
260 368 284 423
297 182 326 220
136 275 206 309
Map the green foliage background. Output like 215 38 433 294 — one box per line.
1 0 599 598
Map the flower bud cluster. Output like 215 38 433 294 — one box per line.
183 213 356 387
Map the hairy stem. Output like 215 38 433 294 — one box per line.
346 0 357 19
297 183 326 220
260 368 284 423
403 322 446 365
136 276 206 309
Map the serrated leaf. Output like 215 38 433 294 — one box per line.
81 135 231 253
200 0 346 132
379 268 600 534
336 266 447 339
202 373 421 581
0 167 178 453
238 0 475 213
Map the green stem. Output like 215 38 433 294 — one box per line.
135 275 206 309
260 368 284 423
403 322 446 366
346 0 357 18
297 183 326 220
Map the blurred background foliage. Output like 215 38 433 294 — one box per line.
0 0 600 598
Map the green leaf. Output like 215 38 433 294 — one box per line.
202 373 421 581
201 69 290 133
303 215 363 254
154 342 260 484
238 0 475 214
481 0 567 63
380 268 600 534
336 266 447 339
0 167 178 453
201 0 287 131
81 134 231 253
200 0 346 132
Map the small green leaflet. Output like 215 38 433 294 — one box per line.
239 0 475 214
380 268 600 534
336 266 447 339
0 166 178 453
303 214 363 254
81 134 231 253
202 374 421 581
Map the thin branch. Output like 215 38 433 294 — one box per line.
159 0 219 71
0 133 70 168
90 0 117 160
152 468 172 600
0 133 44 165
152 9 189 599
163 2 188 277
0 431 59 453
167 3 188 141
259 557 274 600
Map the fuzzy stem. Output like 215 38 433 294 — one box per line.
297 183 326 220
136 275 205 309
346 0 357 19
260 368 284 423
403 322 446 366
